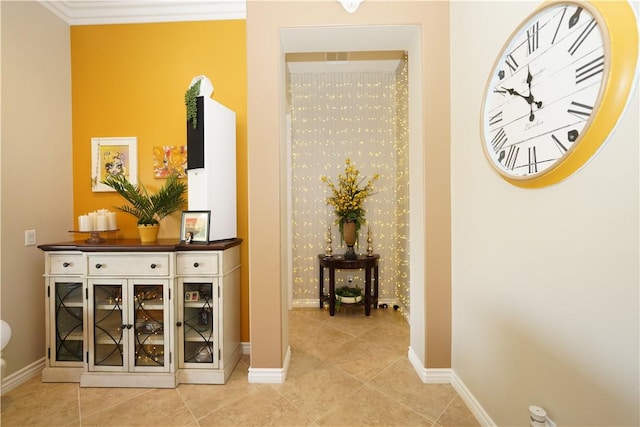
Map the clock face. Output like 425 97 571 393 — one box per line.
481 2 607 182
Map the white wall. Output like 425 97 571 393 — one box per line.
451 1 639 425
1 1 72 381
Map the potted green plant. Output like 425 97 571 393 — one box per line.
101 174 187 242
185 79 202 129
335 285 363 306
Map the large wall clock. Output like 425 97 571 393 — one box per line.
481 0 638 188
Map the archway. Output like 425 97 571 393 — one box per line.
279 25 426 368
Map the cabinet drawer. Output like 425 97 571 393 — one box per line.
49 254 84 275
177 253 219 276
88 254 170 276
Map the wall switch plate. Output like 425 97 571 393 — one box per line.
25 229 36 246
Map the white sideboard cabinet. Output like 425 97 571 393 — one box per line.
39 239 241 388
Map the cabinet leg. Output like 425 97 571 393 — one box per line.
329 268 336 316
319 266 324 309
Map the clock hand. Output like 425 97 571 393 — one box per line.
502 87 542 107
569 7 582 29
525 67 543 121
503 86 543 122
502 87 526 99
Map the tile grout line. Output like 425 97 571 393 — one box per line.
359 381 438 426
77 387 156 423
76 384 82 427
174 385 202 426
432 393 458 427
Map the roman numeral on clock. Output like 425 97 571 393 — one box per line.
504 145 519 170
567 101 593 119
568 18 597 55
491 127 507 152
528 146 538 174
552 7 567 45
505 54 518 73
551 134 568 154
575 54 604 84
527 21 539 54
488 111 503 127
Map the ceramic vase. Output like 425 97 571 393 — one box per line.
342 220 357 259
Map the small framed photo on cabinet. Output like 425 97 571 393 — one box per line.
184 291 200 302
180 211 210 243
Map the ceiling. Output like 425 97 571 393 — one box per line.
37 1 246 25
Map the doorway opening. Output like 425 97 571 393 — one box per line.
286 50 409 312
280 25 426 363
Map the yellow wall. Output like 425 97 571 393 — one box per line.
70 20 250 340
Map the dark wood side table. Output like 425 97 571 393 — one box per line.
318 254 380 316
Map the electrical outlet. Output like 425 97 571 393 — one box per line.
25 229 36 246
347 275 353 283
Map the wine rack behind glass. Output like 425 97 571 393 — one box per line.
54 282 84 362
133 284 165 367
93 285 124 367
183 283 215 364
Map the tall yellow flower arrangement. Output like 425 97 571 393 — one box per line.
321 158 379 244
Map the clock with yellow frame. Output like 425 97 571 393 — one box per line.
481 0 638 188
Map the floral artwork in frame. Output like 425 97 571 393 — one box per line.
91 137 138 192
153 146 187 178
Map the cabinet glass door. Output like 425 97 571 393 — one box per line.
93 284 124 367
133 284 166 367
53 281 84 363
182 282 217 365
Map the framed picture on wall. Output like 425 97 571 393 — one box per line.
153 145 187 178
180 210 210 243
91 137 138 192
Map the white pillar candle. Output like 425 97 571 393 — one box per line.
88 212 98 231
78 215 90 232
107 212 117 230
96 214 108 231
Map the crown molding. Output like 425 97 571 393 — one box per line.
37 1 246 25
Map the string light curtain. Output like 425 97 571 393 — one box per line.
395 56 410 309
289 61 409 308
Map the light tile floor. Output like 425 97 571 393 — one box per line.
1 307 479 426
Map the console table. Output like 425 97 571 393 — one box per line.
38 238 241 388
318 254 380 316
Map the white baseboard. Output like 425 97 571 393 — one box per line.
291 299 321 308
291 298 401 309
1 357 45 395
449 370 497 427
407 347 495 426
247 345 290 384
241 341 251 355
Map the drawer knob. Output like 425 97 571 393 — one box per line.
193 262 199 268
95 263 103 269
176 321 182 327
63 262 71 267
150 264 157 269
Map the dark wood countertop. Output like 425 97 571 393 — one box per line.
38 238 242 252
